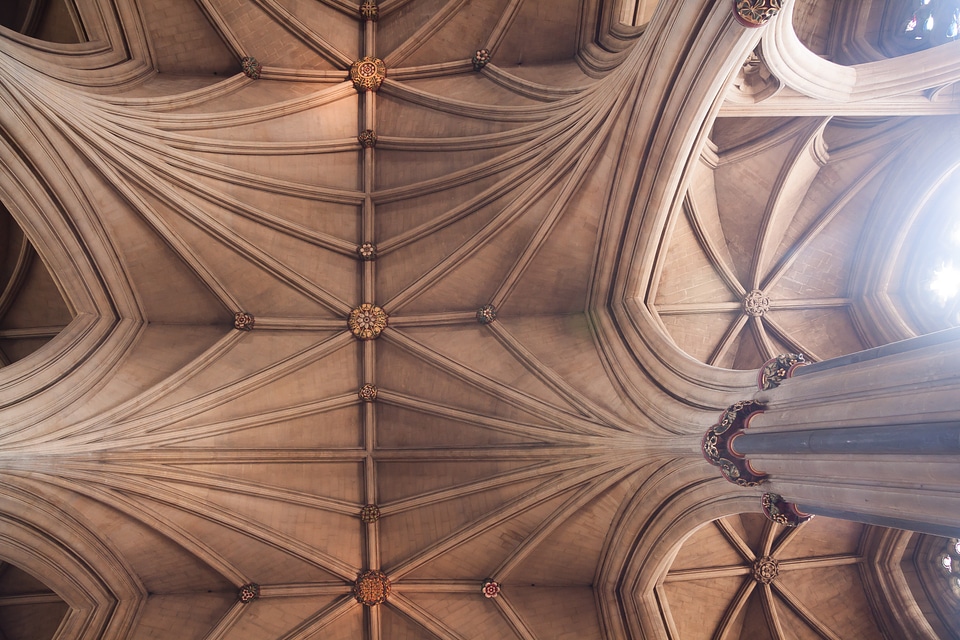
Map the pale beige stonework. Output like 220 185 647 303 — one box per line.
0 0 957 638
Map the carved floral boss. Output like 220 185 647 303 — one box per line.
734 0 783 27
348 304 388 340
350 57 386 92
761 492 813 527
354 570 390 606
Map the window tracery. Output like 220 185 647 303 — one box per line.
903 164 960 333
618 0 659 26
937 538 960 596
924 214 960 324
899 0 960 48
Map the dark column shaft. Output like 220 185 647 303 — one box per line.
740 328 960 533
797 504 960 538
734 422 960 455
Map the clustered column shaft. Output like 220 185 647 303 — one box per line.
703 327 960 536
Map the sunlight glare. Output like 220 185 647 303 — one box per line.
950 222 960 246
931 263 960 303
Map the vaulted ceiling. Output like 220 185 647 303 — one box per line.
0 0 958 639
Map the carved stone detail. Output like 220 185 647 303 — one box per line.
761 492 813 527
702 400 768 486
358 129 378 148
360 504 381 523
360 1 378 21
239 583 260 602
743 289 770 317
476 304 497 325
752 556 779 584
472 49 491 71
742 50 763 77
241 56 262 79
482 579 501 598
734 0 784 27
349 304 388 340
359 383 378 402
234 311 255 331
354 570 390 605
731 48 780 101
758 353 805 390
350 57 386 92
357 242 377 261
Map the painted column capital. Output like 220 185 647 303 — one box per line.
702 400 768 486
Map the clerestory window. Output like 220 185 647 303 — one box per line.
618 0 659 27
926 214 960 324
937 538 960 596
900 0 960 47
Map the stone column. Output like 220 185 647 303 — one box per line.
703 327 960 535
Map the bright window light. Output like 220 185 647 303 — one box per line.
950 222 960 246
931 263 960 303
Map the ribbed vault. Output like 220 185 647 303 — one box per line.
0 203 73 366
660 513 881 639
652 114 960 368
0 0 956 638
0 561 70 640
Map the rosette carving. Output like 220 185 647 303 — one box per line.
476 304 497 325
234 311 255 331
761 492 813 527
354 570 390 605
241 56 262 79
350 57 386 92
481 579 501 598
472 49 491 70
743 289 769 317
238 583 260 602
734 0 784 27
758 353 805 390
752 556 779 584
360 1 378 21
360 504 381 523
357 242 377 261
358 129 378 148
348 304 388 340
